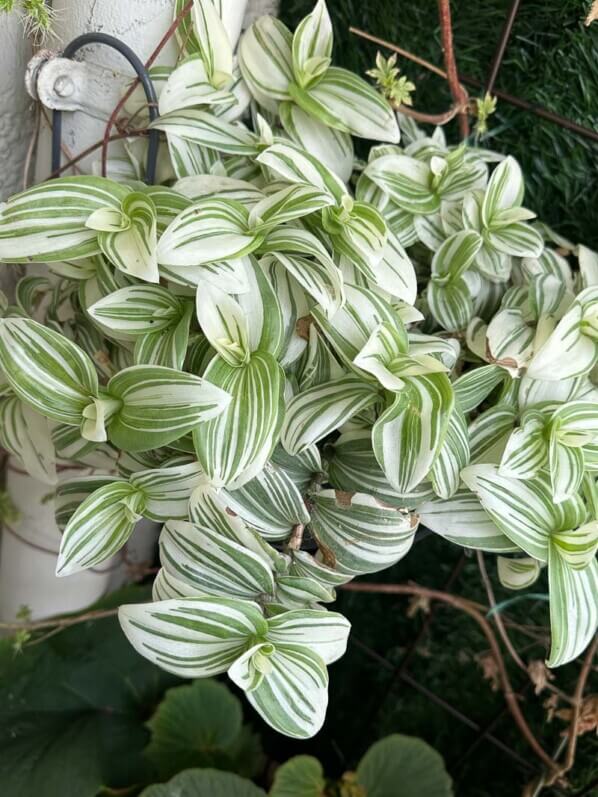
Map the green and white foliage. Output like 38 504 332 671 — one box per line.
0 0 595 740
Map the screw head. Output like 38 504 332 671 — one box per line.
53 74 75 98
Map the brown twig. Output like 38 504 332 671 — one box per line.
49 129 149 178
476 551 527 671
396 103 466 126
339 581 558 773
0 607 118 632
546 634 598 786
437 0 469 138
101 0 194 177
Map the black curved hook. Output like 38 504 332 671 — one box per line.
51 32 159 184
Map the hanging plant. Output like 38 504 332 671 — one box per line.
0 0 596 739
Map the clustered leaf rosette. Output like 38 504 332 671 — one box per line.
0 0 596 738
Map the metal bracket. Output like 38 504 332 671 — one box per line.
25 50 124 119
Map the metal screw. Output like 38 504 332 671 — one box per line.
53 74 75 98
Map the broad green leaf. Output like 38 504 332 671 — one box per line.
497 556 542 590
56 481 142 575
356 734 453 797
0 318 98 427
119 597 267 678
107 365 231 451
269 755 325 797
281 376 379 455
310 489 417 575
140 769 266 797
0 177 129 262
0 396 56 484
157 198 260 267
372 373 454 494
289 67 400 143
238 16 293 110
547 547 598 667
193 351 284 488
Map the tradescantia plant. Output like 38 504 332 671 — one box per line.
0 0 596 737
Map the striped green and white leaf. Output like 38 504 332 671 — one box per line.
551 522 598 571
281 376 379 455
174 174 265 206
85 192 159 283
460 465 586 562
107 365 231 451
325 430 434 507
151 109 260 157
547 545 598 667
238 16 293 111
364 155 438 215
195 281 251 366
289 67 400 143
313 283 400 371
484 308 534 377
481 156 524 226
158 56 232 115
57 480 143 575
417 490 520 552
427 278 474 333
119 596 268 677
266 608 350 664
193 351 284 488
372 373 454 494
469 405 517 464
310 489 417 575
223 462 310 539
157 197 260 267
0 318 99 427
291 0 333 86
191 0 233 89
0 177 130 263
368 230 417 303
297 323 345 390
353 321 447 392
257 141 346 203
527 287 598 381
430 405 470 499
499 410 547 479
323 199 387 282
453 365 507 413
134 303 193 369
279 102 353 182
54 475 119 531
87 285 186 337
0 396 56 484
248 184 334 233
129 461 204 521
549 435 585 504
159 519 276 599
497 556 542 590
431 230 482 285
265 250 343 319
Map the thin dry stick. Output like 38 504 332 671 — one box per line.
350 27 448 79
547 634 598 786
0 607 118 632
476 550 526 671
340 581 558 774
101 0 194 176
49 129 149 178
437 0 470 138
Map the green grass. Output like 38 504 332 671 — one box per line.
281 0 598 248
